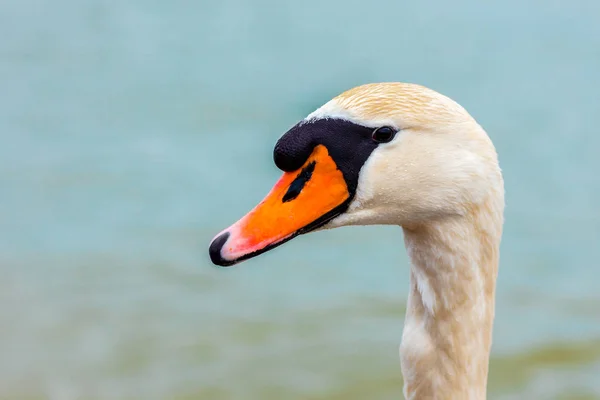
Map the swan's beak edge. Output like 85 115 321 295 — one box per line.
209 145 349 267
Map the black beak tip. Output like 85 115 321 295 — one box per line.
209 232 236 267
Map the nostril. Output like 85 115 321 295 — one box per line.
209 232 233 266
282 161 316 202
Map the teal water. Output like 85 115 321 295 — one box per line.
2 0 600 399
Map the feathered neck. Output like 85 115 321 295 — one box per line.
399 193 503 400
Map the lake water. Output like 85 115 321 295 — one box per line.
2 0 600 399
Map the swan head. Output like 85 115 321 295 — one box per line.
209 82 502 266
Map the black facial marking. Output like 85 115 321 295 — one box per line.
282 161 316 203
274 118 381 208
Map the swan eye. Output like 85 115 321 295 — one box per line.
371 126 396 143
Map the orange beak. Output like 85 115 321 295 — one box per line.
209 144 350 266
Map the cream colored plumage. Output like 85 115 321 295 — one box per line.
211 82 505 399
309 83 504 399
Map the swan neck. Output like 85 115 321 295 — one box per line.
399 205 502 400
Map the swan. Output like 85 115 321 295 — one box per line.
209 82 504 399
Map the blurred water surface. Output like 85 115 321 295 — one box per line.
1 0 600 399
